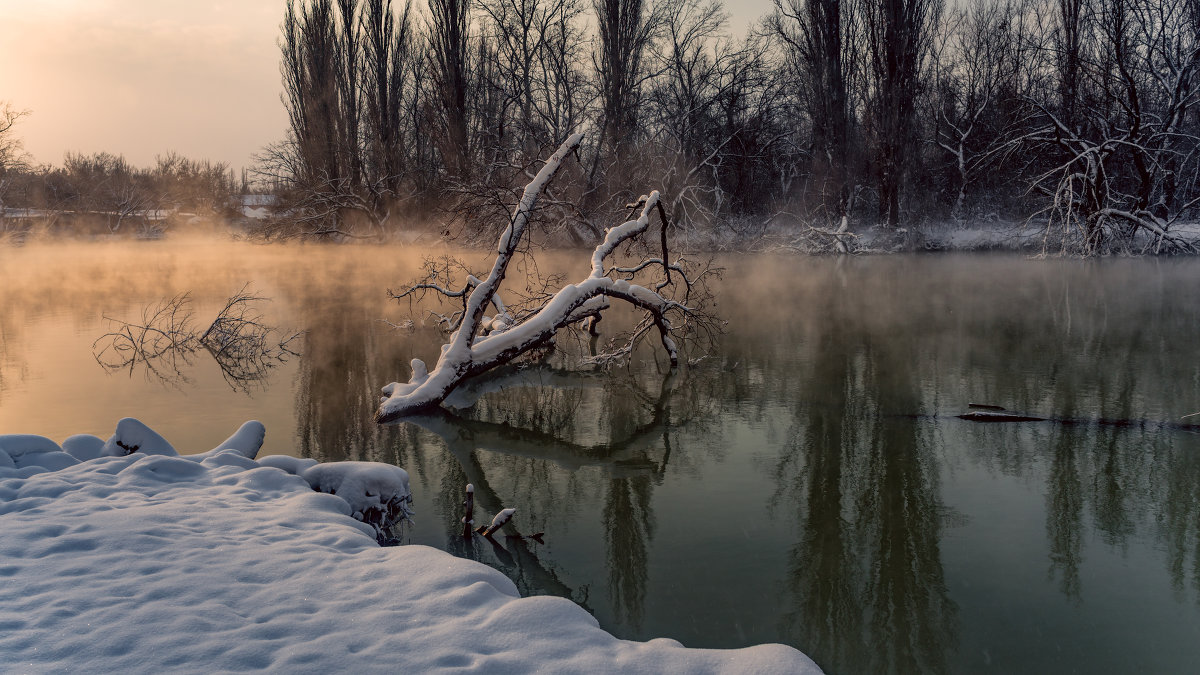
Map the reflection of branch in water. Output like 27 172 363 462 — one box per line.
394 366 689 626
403 366 683 476
92 293 199 386
443 443 589 609
92 286 301 392
199 287 302 390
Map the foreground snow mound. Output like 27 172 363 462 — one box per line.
0 434 79 475
2 418 410 536
0 455 820 674
61 434 106 461
188 420 267 461
259 455 413 532
99 417 178 457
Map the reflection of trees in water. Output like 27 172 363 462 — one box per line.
770 283 958 675
292 275 414 463
1164 448 1200 598
283 253 1200 660
0 317 25 401
603 474 653 632
778 328 866 672
751 258 1200 675
859 418 955 675
860 350 955 675
1021 320 1191 602
1040 419 1195 599
1046 429 1084 600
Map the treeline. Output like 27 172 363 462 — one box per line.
264 0 1200 253
0 149 243 236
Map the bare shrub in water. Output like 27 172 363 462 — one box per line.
94 286 301 391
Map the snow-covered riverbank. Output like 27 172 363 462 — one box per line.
0 422 819 673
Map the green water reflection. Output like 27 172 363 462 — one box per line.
4 245 1200 673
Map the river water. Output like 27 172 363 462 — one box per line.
3 239 1200 674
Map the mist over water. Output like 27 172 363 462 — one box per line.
4 239 1200 673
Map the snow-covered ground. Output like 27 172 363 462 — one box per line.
0 422 820 673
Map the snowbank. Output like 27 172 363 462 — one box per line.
0 424 820 674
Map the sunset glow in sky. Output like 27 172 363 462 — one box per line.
0 0 771 171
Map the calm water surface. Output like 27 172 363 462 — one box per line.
3 240 1200 674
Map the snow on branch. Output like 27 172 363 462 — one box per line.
376 133 718 423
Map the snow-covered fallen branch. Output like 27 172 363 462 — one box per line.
377 133 718 423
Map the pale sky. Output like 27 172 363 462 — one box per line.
0 0 773 172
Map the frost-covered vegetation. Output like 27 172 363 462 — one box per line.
249 0 1200 254
5 0 1199 253
0 148 248 237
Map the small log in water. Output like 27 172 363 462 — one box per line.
958 410 1047 422
479 508 516 538
957 406 1200 429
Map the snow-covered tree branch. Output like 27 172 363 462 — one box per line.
376 132 717 422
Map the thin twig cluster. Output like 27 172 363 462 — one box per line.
93 286 302 391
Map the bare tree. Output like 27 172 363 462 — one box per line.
429 0 474 180
863 0 941 227
772 0 857 226
253 0 1200 253
60 152 159 233
478 0 578 158
533 0 591 144
337 0 364 190
282 0 345 189
593 0 658 160
361 0 417 218
153 152 236 215
1016 0 1200 254
1055 0 1089 127
271 0 360 235
928 0 1024 220
267 0 424 236
0 102 31 216
644 0 735 230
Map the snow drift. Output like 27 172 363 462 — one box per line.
0 420 820 673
